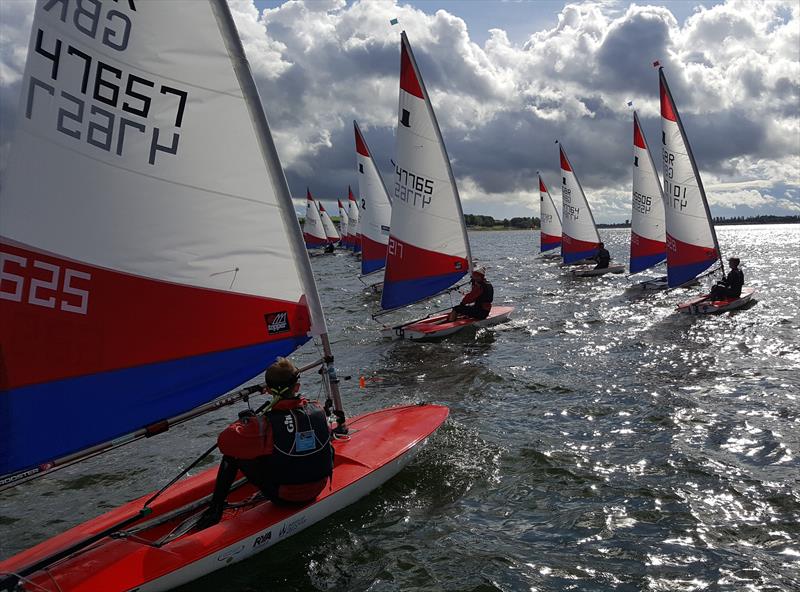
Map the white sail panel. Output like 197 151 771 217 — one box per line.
337 199 350 245
659 69 719 286
302 192 327 247
559 144 601 264
381 32 470 309
0 0 321 479
538 174 562 253
2 1 304 301
354 121 392 274
630 111 667 273
318 202 340 242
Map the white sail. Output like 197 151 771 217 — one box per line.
381 32 471 310
659 68 721 287
354 120 392 274
630 110 667 274
538 174 562 253
0 0 326 479
302 191 328 247
559 143 601 264
318 202 340 242
337 198 350 247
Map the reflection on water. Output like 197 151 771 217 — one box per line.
2 225 799 592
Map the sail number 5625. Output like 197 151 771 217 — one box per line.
0 253 91 315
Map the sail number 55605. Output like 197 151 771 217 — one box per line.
0 253 91 315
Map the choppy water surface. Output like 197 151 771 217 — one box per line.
2 224 799 591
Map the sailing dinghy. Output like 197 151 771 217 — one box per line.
558 143 624 277
347 186 362 253
538 173 562 258
659 67 755 313
0 3 448 590
337 198 350 250
354 121 392 293
302 190 328 250
317 200 341 246
378 32 513 340
629 110 668 289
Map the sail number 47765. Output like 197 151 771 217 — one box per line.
0 253 90 315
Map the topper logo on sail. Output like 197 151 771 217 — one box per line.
0 251 91 315
265 311 290 334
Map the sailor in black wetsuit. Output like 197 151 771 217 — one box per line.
708 257 744 300
593 242 610 269
448 269 493 321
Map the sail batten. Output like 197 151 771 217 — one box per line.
0 0 326 479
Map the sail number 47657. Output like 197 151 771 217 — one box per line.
0 253 90 315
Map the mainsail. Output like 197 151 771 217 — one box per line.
318 201 340 244
347 186 362 253
354 121 392 275
559 143 601 264
0 0 325 481
630 110 667 274
659 68 721 287
302 190 328 248
538 174 562 253
381 32 471 310
337 198 350 248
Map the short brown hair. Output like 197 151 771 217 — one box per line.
264 357 299 391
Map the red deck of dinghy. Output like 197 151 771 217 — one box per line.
0 404 449 592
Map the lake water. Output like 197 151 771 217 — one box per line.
2 224 798 591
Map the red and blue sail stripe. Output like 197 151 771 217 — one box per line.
541 232 561 252
304 233 328 248
630 232 666 274
380 237 467 310
0 242 311 477
562 235 599 264
361 234 388 275
666 234 717 287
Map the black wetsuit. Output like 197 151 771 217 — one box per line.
709 268 744 299
594 248 610 269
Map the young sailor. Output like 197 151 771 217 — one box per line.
448 269 493 321
708 257 745 299
593 242 611 269
196 358 333 529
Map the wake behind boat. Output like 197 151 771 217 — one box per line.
0 3 448 590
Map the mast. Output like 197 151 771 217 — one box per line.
210 0 343 413
400 31 473 273
659 68 724 276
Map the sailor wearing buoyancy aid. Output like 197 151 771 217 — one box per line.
196 358 333 529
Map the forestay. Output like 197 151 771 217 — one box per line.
559 144 601 264
0 0 322 481
630 111 666 274
538 174 562 253
318 201 340 243
302 191 328 248
355 121 392 275
347 186 362 253
381 32 471 310
660 68 721 287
